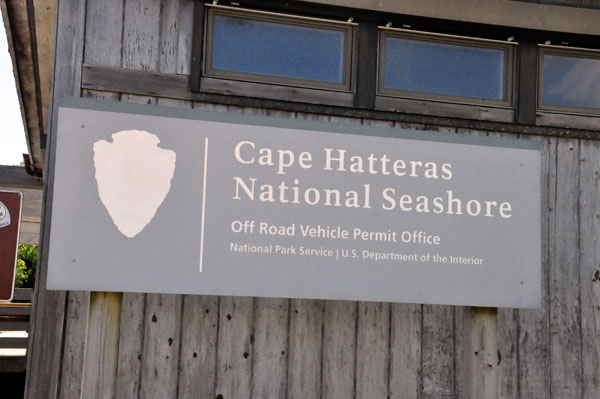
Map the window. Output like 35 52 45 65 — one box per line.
203 5 356 92
539 44 600 115
377 28 516 107
191 3 600 133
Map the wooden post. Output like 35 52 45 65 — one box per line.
81 292 122 399
463 307 499 399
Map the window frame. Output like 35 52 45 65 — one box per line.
202 4 358 93
187 2 600 135
376 27 518 109
538 43 600 116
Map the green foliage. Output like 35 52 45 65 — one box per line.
15 258 29 288
15 244 38 288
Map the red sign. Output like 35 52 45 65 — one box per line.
0 190 22 301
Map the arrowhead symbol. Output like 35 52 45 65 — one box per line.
93 130 176 238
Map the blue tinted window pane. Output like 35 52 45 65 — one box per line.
384 37 505 100
212 15 345 83
543 54 600 109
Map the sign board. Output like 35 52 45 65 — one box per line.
47 98 541 308
0 190 22 301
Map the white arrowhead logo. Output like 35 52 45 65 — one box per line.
93 130 176 238
0 200 10 228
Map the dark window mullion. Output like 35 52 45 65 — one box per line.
355 21 378 109
516 40 538 124
190 1 205 92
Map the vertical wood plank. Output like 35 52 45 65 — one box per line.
251 298 290 399
462 307 499 399
205 104 255 399
244 106 294 399
452 128 486 399
139 294 183 399
80 3 124 397
58 291 90 399
123 0 160 71
482 131 519 399
497 309 519 399
82 0 122 101
116 293 146 398
356 301 391 399
84 0 123 67
549 139 582 398
122 0 160 106
519 136 552 399
159 0 180 74
156 0 192 111
25 0 87 397
215 296 255 399
389 303 422 399
454 306 465 399
158 101 195 399
177 0 194 75
137 7 188 397
284 111 334 399
177 295 219 399
114 2 162 397
359 118 411 399
579 139 600 399
322 300 357 399
287 298 324 399
422 305 455 399
82 292 122 399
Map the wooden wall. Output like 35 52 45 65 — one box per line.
26 0 600 398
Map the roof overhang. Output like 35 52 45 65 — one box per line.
0 0 54 177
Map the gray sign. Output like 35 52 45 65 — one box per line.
47 98 541 308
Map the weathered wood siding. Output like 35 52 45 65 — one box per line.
26 0 600 398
